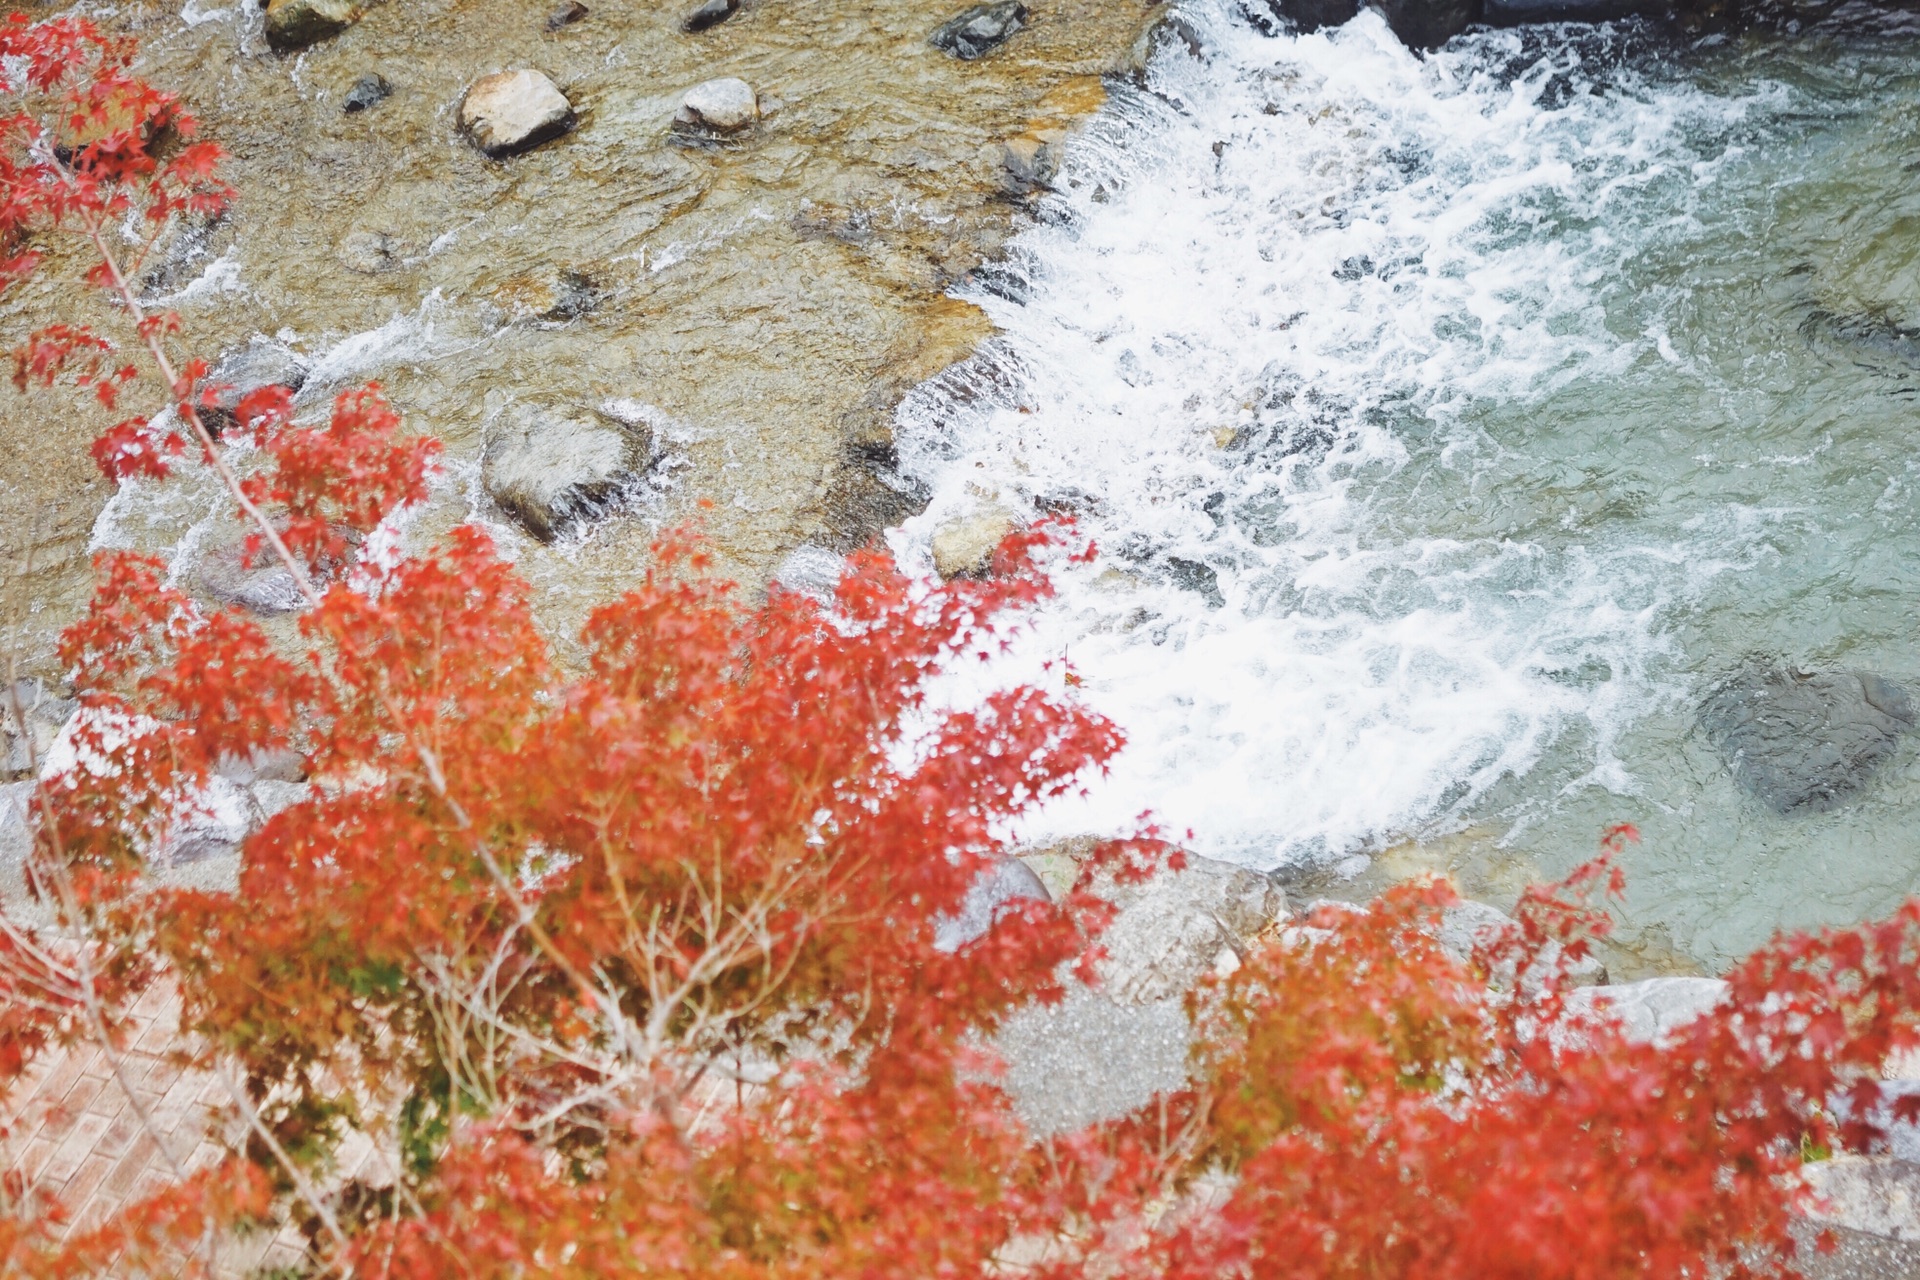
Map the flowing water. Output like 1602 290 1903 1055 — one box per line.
893 3 1920 970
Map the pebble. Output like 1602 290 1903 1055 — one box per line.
458 69 574 158
546 0 588 30
1001 129 1063 195
674 77 758 133
683 0 739 31
930 0 1028 59
264 0 358 52
342 73 391 113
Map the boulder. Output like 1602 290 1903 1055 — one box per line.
265 0 358 52
930 503 1017 579
1803 1157 1920 1247
682 0 739 32
1568 976 1728 1044
482 401 653 542
675 78 758 134
1372 0 1479 48
1437 898 1607 990
546 0 589 29
931 1 1028 59
199 340 309 436
1082 848 1289 1005
1700 664 1914 814
193 528 355 615
997 987 1190 1135
1258 0 1363 32
458 70 574 159
342 73 391 114
934 856 1052 951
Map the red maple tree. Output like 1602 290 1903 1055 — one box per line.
4 14 1920 1278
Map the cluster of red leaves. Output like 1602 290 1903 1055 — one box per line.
10 12 1920 1280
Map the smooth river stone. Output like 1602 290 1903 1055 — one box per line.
930 1 1028 59
459 70 574 158
675 78 758 133
1701 664 1915 814
482 401 650 542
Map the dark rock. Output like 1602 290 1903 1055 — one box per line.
546 0 588 28
1256 0 1362 32
1701 663 1914 814
341 74 391 113
264 0 357 52
1483 0 1649 22
193 527 358 615
682 0 738 32
1374 0 1480 48
930 1 1028 59
1001 130 1063 195
200 340 309 435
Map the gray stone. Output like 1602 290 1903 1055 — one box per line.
458 70 574 158
1568 976 1728 1045
930 503 1017 579
1085 849 1288 1005
771 544 847 600
265 0 357 52
675 78 758 134
342 74 391 114
682 0 738 32
997 987 1190 1135
1001 130 1063 196
192 527 355 615
931 1 1028 59
1803 1157 1920 1246
200 340 308 436
3 681 75 781
213 747 307 786
546 0 589 29
934 856 1051 951
482 401 653 542
337 229 406 275
1436 898 1607 990
1373 0 1479 48
1701 664 1914 814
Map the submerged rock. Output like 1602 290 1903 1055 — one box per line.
931 1 1028 59
193 528 356 615
341 73 392 114
458 70 574 158
930 503 1017 578
336 228 406 275
1700 664 1914 814
265 0 358 52
482 401 653 542
1373 0 1479 48
546 0 589 29
682 0 739 32
675 77 758 133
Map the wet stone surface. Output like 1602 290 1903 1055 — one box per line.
1700 664 1915 814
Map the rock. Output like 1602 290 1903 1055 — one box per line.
458 70 574 159
1803 1157 1920 1246
1257 0 1362 32
482 400 653 542
1482 0 1649 20
200 340 309 436
1081 848 1289 1005
930 503 1017 579
1372 0 1479 48
934 856 1052 951
674 78 758 134
1001 130 1063 196
997 987 1190 1135
682 0 738 32
490 265 603 322
1436 898 1608 990
1701 664 1914 814
3 681 75 781
931 1 1028 59
1568 976 1728 1045
213 747 307 786
264 0 358 52
193 528 356 615
341 74 391 114
337 229 406 275
771 544 847 600
546 0 588 29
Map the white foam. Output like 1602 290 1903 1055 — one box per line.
893 9 1758 866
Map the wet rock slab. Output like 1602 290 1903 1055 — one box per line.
1700 664 1914 814
459 69 574 157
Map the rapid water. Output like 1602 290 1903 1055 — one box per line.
893 4 1920 969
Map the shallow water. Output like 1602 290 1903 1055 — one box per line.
894 3 1920 970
